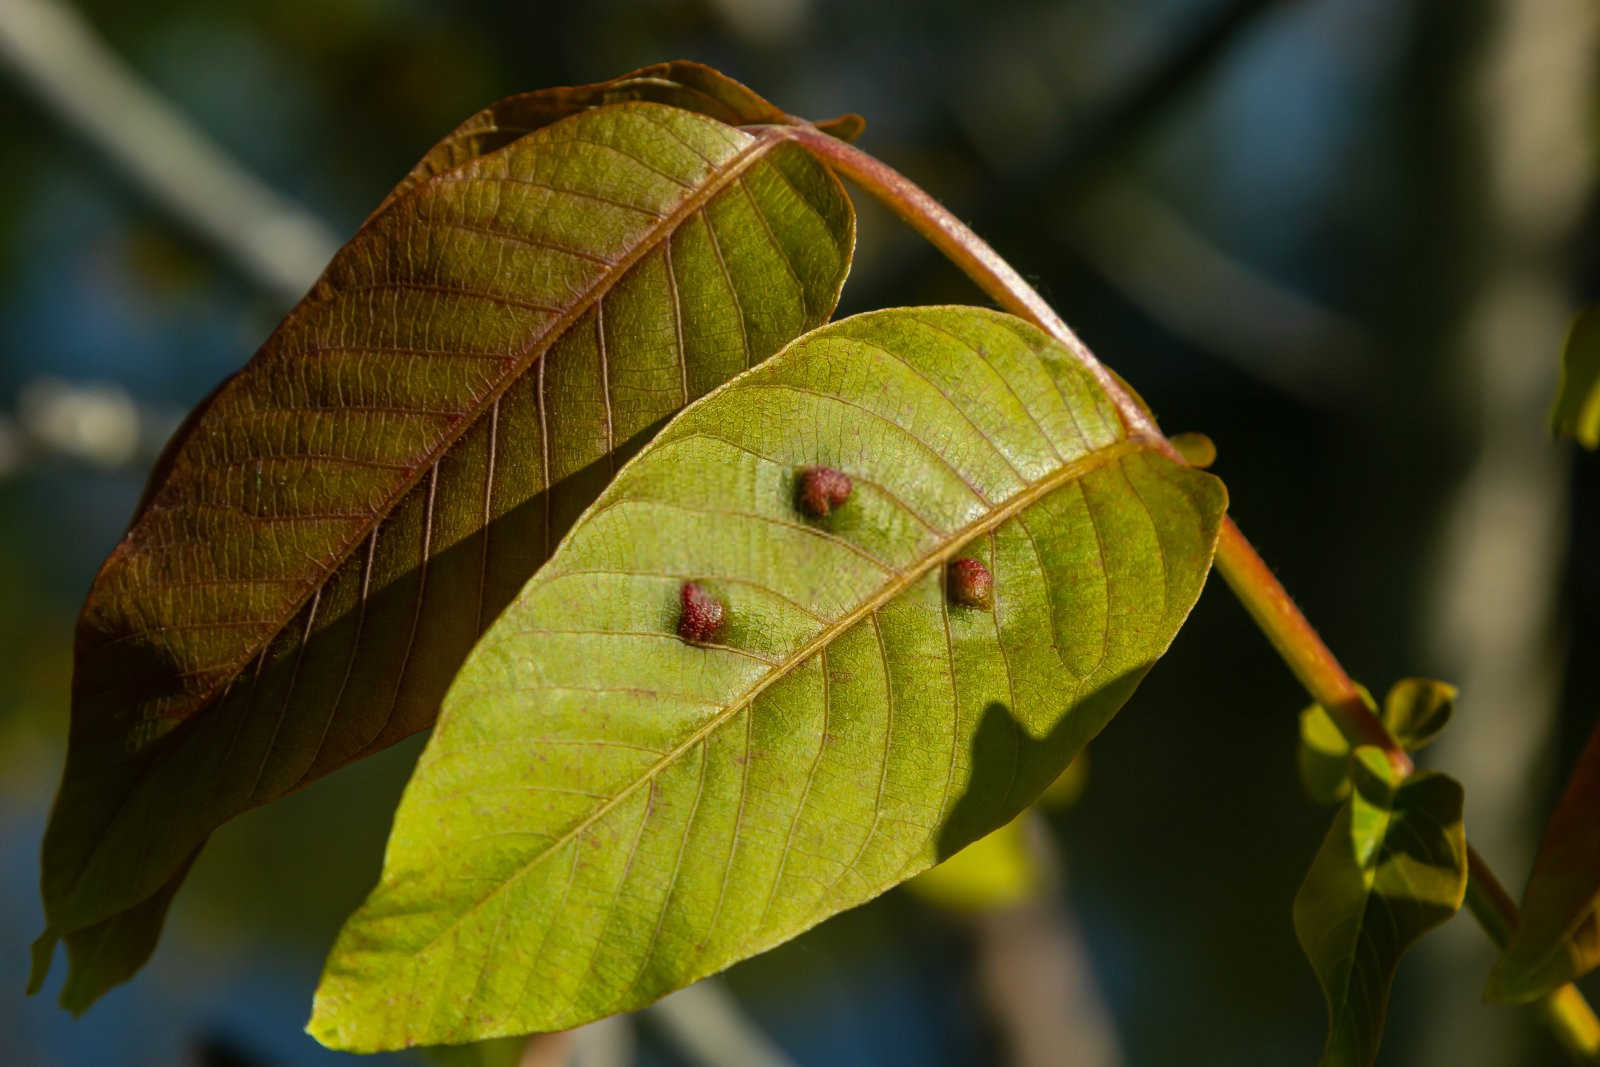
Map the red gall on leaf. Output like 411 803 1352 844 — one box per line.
677 581 725 643
797 466 853 517
948 558 993 610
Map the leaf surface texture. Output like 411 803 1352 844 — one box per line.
311 306 1227 1049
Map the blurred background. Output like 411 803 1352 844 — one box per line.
1 0 1596 1064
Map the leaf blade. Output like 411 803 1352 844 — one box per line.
1294 748 1467 1067
310 306 1227 1049
39 71 854 1007
1381 678 1454 753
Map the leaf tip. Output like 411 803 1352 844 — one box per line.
1481 951 1558 1006
305 984 368 1052
26 929 57 997
814 113 867 143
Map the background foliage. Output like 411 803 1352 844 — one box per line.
1 1 1596 1065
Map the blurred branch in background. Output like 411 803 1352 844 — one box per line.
566 1016 633 1067
0 0 338 304
944 0 1376 403
969 815 1120 1067
951 0 1294 184
1061 175 1376 407
0 377 178 479
648 980 798 1067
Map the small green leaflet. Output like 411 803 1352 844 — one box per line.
1298 687 1375 807
1296 679 1454 806
1294 747 1467 1067
1380 679 1454 752
309 306 1227 1050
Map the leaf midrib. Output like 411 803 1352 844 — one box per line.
417 431 1157 953
176 116 792 727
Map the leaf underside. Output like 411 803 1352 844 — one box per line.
1487 716 1600 1002
310 306 1227 1050
1294 749 1467 1067
37 63 854 1008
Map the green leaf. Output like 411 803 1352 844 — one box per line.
1294 748 1467 1067
1168 431 1217 469
1381 678 1454 752
1551 306 1600 449
1487 717 1600 1003
1296 680 1452 806
1296 685 1375 806
309 306 1228 1050
35 64 854 1009
1299 702 1355 806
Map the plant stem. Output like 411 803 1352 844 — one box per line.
772 124 1165 447
784 122 1600 1058
1211 521 1412 774
784 122 1411 766
1466 844 1520 950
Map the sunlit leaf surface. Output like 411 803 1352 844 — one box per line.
36 62 855 1010
310 306 1227 1049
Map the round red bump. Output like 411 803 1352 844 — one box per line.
948 558 994 610
797 466 853 518
677 581 725 643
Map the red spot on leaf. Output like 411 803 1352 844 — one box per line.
797 466 853 517
677 581 725 643
948 558 993 610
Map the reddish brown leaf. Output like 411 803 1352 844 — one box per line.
1487 717 1600 1002
35 62 855 1009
